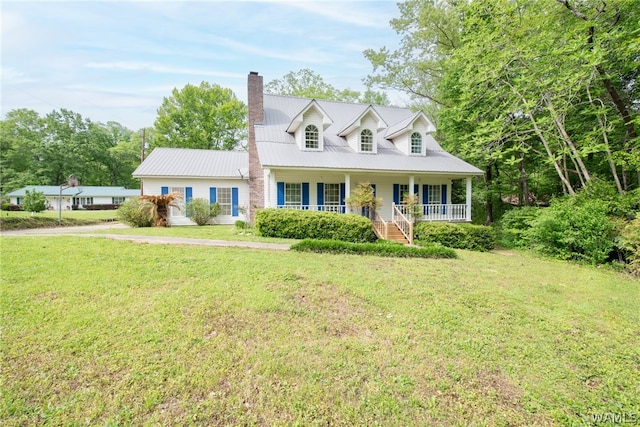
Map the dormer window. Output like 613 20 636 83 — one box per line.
360 129 374 152
305 125 319 149
411 132 422 154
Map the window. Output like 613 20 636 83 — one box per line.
73 197 93 206
112 197 125 204
170 187 185 216
428 185 441 204
360 129 373 152
399 184 409 199
305 125 319 149
285 183 302 206
217 188 232 215
324 183 340 209
411 132 422 154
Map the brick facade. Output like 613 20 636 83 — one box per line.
247 71 264 223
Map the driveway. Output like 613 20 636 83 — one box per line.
0 223 291 250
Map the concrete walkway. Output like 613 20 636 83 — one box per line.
0 223 291 250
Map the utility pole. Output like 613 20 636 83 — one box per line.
140 128 147 196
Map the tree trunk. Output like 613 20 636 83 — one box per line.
485 164 494 225
519 152 530 206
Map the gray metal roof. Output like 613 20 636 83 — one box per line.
256 94 483 175
133 148 248 178
7 186 140 197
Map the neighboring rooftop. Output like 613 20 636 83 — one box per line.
133 148 248 179
6 186 140 197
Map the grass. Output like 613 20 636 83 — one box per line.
0 210 116 231
1 236 639 426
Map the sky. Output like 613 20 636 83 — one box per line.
1 0 406 130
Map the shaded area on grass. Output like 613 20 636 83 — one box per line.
291 239 457 258
0 216 107 231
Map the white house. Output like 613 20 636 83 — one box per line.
132 72 483 239
133 148 248 225
7 186 140 210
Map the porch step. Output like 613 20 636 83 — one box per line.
384 223 410 244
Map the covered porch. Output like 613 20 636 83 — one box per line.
264 168 474 223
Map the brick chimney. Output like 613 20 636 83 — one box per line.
247 71 264 223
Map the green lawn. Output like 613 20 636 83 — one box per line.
0 210 117 231
1 236 638 426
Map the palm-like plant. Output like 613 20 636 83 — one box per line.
139 192 183 227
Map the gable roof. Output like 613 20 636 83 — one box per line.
6 186 140 197
133 147 248 179
384 110 435 139
256 94 483 175
337 105 387 136
285 99 333 133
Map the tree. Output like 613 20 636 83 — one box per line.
139 192 183 227
22 189 47 213
367 0 638 223
154 82 247 150
266 69 390 105
345 182 382 218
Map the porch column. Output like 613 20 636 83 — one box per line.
409 175 415 197
263 168 272 208
344 174 350 213
465 177 472 221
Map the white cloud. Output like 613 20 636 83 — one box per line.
84 61 245 79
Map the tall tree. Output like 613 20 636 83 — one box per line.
266 69 390 105
154 82 247 150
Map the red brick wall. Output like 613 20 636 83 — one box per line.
247 72 264 223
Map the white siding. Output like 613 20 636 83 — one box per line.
141 177 248 225
294 109 325 151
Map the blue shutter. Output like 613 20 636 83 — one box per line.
340 183 346 213
161 186 168 195
277 182 285 206
209 187 217 203
414 184 419 197
302 183 309 209
371 183 376 196
317 183 324 210
185 187 192 202
393 184 400 205
441 184 447 214
422 185 429 216
232 187 239 216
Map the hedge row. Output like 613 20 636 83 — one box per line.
255 209 376 243
414 222 496 252
74 204 120 210
291 239 457 259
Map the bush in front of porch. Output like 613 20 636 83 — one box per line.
414 222 496 252
255 209 376 243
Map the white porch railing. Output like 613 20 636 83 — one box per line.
392 204 413 245
276 204 346 213
395 204 469 222
371 210 388 240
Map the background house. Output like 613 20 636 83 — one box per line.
132 148 248 225
7 186 140 210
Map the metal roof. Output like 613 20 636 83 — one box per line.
6 186 140 197
132 148 248 178
256 94 483 175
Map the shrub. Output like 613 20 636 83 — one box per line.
291 239 457 259
186 199 220 226
22 190 47 213
525 198 614 264
255 209 376 243
414 222 496 251
616 218 640 277
497 207 542 248
235 220 249 230
2 203 22 211
116 198 153 228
